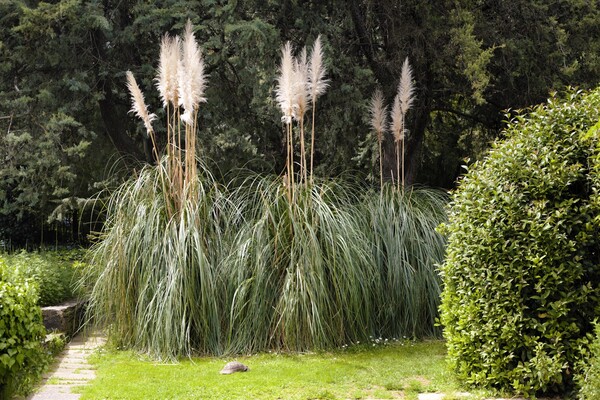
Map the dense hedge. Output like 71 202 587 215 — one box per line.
440 88 600 396
0 268 47 398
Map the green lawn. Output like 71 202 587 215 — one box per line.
78 340 489 400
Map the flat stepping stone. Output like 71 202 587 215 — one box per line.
27 332 104 400
29 385 82 400
46 369 96 380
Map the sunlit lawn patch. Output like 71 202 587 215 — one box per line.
78 340 489 400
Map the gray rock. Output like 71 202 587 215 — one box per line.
220 361 249 375
41 300 87 337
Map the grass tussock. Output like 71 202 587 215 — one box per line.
85 162 232 359
84 25 448 360
364 185 448 339
224 177 376 353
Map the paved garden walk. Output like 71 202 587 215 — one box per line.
27 333 105 400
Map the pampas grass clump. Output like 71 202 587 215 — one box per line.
86 162 230 359
85 20 227 360
85 27 447 360
363 185 447 339
224 177 377 353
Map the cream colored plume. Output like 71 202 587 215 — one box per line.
398 57 415 115
370 88 387 142
178 20 207 126
276 41 296 124
293 46 309 120
156 34 180 108
391 57 415 142
308 35 328 102
390 94 402 143
126 71 156 135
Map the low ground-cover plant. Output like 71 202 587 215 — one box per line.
440 88 600 397
0 271 48 398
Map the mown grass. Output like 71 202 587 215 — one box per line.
78 341 490 400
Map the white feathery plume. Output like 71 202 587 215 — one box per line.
398 57 415 117
370 88 387 142
178 20 207 126
308 35 328 102
391 57 415 142
126 71 156 135
390 92 403 143
276 41 296 124
156 34 180 108
293 46 309 120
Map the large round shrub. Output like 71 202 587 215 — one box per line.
440 88 600 396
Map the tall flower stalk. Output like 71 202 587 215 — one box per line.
391 57 415 189
125 71 158 163
308 35 328 184
294 47 309 184
276 41 296 201
276 36 328 194
126 19 207 213
178 20 207 194
370 88 387 191
156 34 181 195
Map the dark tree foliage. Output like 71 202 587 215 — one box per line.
1 0 599 244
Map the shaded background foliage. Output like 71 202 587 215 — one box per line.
0 0 599 245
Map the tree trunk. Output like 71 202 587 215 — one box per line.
349 0 433 186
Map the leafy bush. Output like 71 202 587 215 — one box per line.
439 88 600 396
2 250 83 306
578 323 600 399
0 276 48 398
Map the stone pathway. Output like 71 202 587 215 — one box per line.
27 333 105 400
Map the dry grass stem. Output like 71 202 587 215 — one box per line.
276 41 296 200
398 57 415 119
276 41 296 124
308 35 328 102
294 46 310 183
391 57 415 189
126 71 157 136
